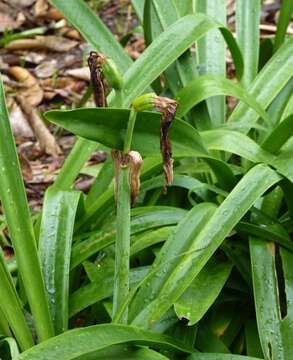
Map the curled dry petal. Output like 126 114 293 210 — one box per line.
111 150 143 207
155 96 177 188
128 151 143 206
87 51 107 107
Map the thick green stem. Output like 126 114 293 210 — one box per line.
113 108 138 322
123 108 137 153
112 165 131 323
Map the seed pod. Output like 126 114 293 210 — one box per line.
101 58 123 90
132 93 156 112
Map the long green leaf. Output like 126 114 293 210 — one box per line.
114 13 242 107
0 250 33 351
0 76 53 341
261 113 293 154
250 238 283 359
188 354 262 360
174 257 232 325
39 188 80 334
70 266 149 317
236 0 261 87
71 206 186 269
196 0 226 126
130 164 281 328
274 0 293 52
18 324 193 359
45 108 207 158
229 38 293 130
175 75 271 125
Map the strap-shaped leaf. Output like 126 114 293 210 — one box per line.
45 108 207 158
39 188 81 334
130 164 281 328
0 76 53 341
18 324 193 360
176 75 271 125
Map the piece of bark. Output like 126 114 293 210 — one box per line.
17 95 62 157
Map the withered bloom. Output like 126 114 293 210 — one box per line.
112 150 143 207
87 51 107 107
154 97 177 187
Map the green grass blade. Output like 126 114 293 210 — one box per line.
144 0 198 94
39 188 80 334
0 336 20 359
201 129 274 163
116 14 241 107
245 320 264 358
236 0 261 88
0 250 33 351
188 354 262 360
129 203 216 321
70 266 149 318
53 138 97 190
261 113 293 154
229 38 293 130
174 0 194 16
0 76 54 341
49 0 131 71
17 324 193 360
85 158 113 208
131 0 145 21
0 308 11 337
250 238 283 359
130 164 281 328
112 166 131 323
174 257 233 325
266 77 293 127
196 0 226 127
71 206 186 269
274 0 293 52
176 75 271 125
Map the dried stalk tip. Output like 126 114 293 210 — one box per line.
155 96 177 188
111 150 143 207
128 151 143 206
87 51 107 107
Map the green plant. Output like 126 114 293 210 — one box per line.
0 0 293 359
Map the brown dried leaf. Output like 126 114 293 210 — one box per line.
6 36 78 52
17 96 62 157
10 0 36 7
34 60 57 78
18 150 33 181
8 100 34 138
9 66 43 106
0 13 20 32
65 67 90 81
34 0 48 17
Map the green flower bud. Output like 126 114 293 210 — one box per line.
131 93 157 112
